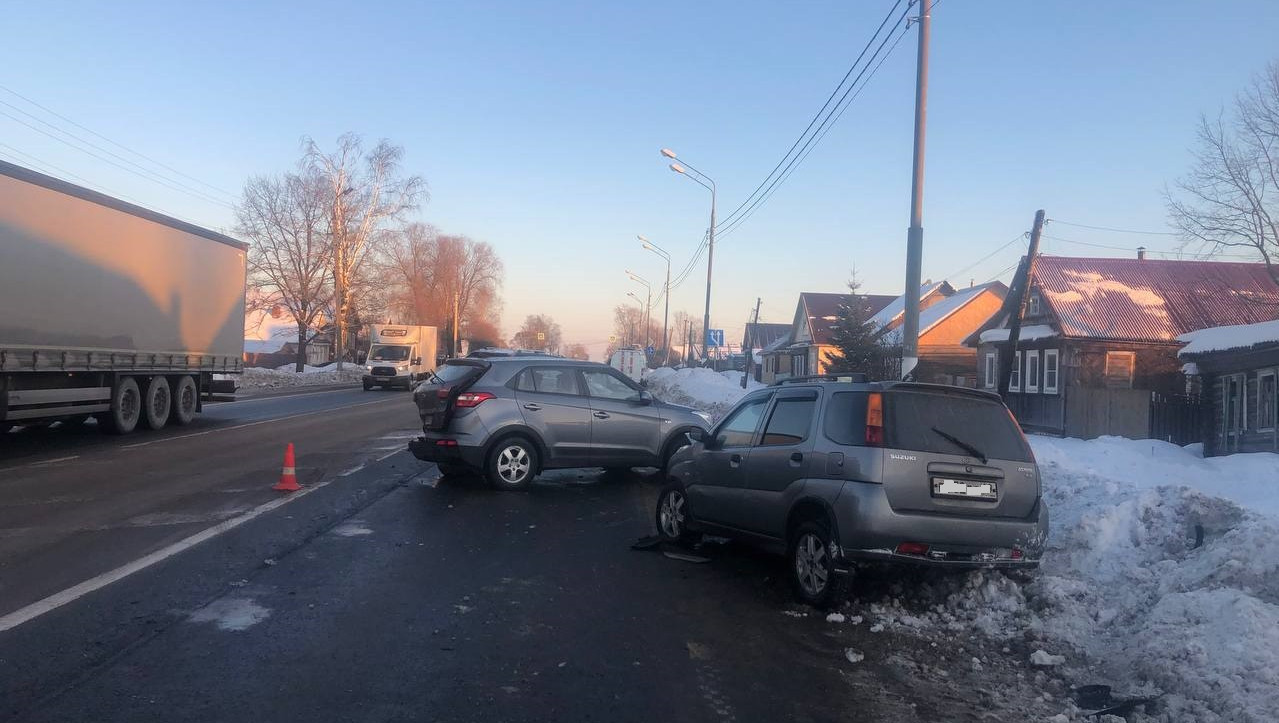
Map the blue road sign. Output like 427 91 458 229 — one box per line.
645 345 655 355
706 329 725 347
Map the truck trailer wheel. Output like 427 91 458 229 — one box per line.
99 377 141 435
142 376 171 430
171 376 198 426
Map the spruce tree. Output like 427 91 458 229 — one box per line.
824 272 888 378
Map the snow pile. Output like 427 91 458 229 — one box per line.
978 324 1058 344
239 364 364 388
645 367 764 422
1178 318 1279 356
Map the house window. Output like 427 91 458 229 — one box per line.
1009 351 1022 391
1043 349 1060 394
1224 374 1246 440
1104 351 1136 389
792 353 807 377
984 353 997 389
1026 350 1040 393
1259 371 1277 432
1027 293 1041 317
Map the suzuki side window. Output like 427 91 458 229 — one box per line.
758 394 817 446
714 395 770 448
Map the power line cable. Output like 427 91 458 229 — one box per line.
1045 218 1178 236
717 15 911 239
0 84 237 199
936 232 1028 285
714 0 908 232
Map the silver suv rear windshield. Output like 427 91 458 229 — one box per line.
885 390 1032 462
431 362 482 384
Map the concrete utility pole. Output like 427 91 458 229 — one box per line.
900 0 931 381
743 298 761 389
998 210 1046 398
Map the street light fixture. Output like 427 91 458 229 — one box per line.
661 147 716 364
626 270 652 352
638 235 671 365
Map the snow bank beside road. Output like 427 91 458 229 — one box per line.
239 365 364 389
645 367 763 422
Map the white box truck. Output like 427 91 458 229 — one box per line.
0 160 246 434
363 324 438 390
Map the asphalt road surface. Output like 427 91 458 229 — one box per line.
0 385 1047 722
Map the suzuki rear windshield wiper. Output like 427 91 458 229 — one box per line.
930 426 987 464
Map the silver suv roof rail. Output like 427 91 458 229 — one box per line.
772 373 869 386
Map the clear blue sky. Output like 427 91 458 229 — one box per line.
3 1 1277 359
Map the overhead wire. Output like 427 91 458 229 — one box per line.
0 84 237 200
713 0 908 233
1045 218 1178 236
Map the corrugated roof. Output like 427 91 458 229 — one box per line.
1034 256 1279 342
742 322 791 349
869 281 951 329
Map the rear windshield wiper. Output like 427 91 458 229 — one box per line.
930 426 987 464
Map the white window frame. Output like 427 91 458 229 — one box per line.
1258 370 1277 432
1009 351 1022 391
1027 293 1041 317
984 353 997 389
1043 349 1060 394
1104 351 1136 389
1026 350 1040 393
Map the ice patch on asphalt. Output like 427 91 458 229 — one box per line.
332 521 374 537
189 597 271 631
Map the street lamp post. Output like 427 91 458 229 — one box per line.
638 235 671 365
626 292 645 347
661 148 716 364
626 271 652 352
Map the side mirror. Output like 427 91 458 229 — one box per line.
636 390 654 405
640 377 649 389
686 428 705 444
412 358 422 366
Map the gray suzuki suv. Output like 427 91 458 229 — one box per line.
409 357 710 489
656 376 1048 607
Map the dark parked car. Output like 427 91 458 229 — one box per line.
656 376 1048 606
409 357 710 489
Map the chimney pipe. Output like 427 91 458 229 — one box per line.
1137 246 1147 260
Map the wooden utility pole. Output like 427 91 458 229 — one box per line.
742 298 761 388
998 209 1046 397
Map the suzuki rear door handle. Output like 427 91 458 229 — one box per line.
790 452 804 464
729 453 742 468
523 403 542 411
593 411 610 419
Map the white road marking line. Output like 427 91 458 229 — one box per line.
0 455 83 475
0 447 409 634
213 387 357 406
338 447 408 478
121 398 393 450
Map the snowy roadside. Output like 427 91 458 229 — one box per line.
646 371 1279 721
644 367 764 422
238 364 364 389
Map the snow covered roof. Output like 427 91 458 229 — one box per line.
1033 256 1279 342
1177 318 1279 357
916 282 1003 335
979 324 1058 344
245 338 287 354
869 280 953 329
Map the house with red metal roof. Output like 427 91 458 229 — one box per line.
968 255 1279 439
761 281 1007 385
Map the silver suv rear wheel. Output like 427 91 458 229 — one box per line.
486 437 537 490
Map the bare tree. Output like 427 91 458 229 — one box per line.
563 343 590 360
305 133 425 367
1169 62 1279 286
236 167 332 371
511 314 562 353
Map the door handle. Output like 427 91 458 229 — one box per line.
790 452 804 463
729 453 742 468
523 403 542 411
593 411 610 419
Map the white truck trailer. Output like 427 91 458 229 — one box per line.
362 324 438 390
0 160 247 433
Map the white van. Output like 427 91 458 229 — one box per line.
609 347 646 383
363 324 439 390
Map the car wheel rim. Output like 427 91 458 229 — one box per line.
496 445 530 484
660 491 685 538
795 532 829 597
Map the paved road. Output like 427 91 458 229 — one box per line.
0 387 1035 723
0 386 419 619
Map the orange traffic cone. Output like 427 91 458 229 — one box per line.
274 443 301 492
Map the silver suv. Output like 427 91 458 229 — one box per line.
409 357 711 489
656 377 1048 607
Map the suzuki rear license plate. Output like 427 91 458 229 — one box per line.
932 477 997 500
